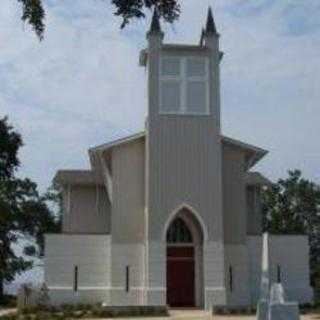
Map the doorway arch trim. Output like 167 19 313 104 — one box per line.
162 203 208 242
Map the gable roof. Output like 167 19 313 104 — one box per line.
56 135 269 190
89 131 268 169
90 131 145 154
221 135 268 168
55 169 271 188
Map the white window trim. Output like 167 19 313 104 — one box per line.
159 56 210 115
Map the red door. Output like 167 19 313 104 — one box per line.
166 247 195 307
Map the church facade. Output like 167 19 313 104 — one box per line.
44 9 313 309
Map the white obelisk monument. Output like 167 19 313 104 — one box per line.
257 233 270 320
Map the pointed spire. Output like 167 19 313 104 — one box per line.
205 7 217 35
149 7 162 34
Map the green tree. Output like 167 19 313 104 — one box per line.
0 116 60 303
262 170 320 286
17 0 180 40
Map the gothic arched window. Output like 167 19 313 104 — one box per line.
167 217 193 243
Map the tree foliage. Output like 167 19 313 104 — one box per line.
16 0 180 40
262 170 320 286
112 0 180 28
0 116 61 302
17 0 45 40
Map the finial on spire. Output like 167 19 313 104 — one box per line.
205 7 217 35
149 7 162 34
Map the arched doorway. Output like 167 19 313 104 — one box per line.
166 207 204 308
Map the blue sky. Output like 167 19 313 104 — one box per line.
1 0 320 290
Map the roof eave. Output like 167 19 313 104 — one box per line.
89 132 268 170
89 131 146 154
222 135 268 169
222 135 268 155
54 170 104 186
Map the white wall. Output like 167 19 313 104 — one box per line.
224 244 250 306
44 234 313 307
110 243 146 305
203 241 227 309
45 234 111 305
248 235 313 305
146 242 166 306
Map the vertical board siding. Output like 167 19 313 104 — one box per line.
246 186 263 235
146 45 227 308
111 139 145 243
222 144 247 244
147 47 224 243
148 116 223 242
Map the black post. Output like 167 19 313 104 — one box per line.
277 264 281 283
126 266 130 292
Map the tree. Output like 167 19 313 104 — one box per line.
17 0 180 40
262 170 320 286
0 116 60 303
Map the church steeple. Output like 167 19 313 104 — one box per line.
202 7 220 52
147 8 164 39
145 7 226 309
150 8 161 33
205 7 218 36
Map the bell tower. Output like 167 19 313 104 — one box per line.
142 8 227 308
145 7 222 128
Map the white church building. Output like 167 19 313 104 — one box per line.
44 8 313 309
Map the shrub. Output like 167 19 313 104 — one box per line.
74 304 92 311
60 304 75 312
0 315 17 320
91 305 104 318
0 295 17 308
20 306 40 315
4 304 169 319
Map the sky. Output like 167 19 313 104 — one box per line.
1 0 320 290
1 0 320 190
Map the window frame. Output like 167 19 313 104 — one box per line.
166 217 193 244
159 56 210 116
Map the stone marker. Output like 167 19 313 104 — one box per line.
269 283 300 320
